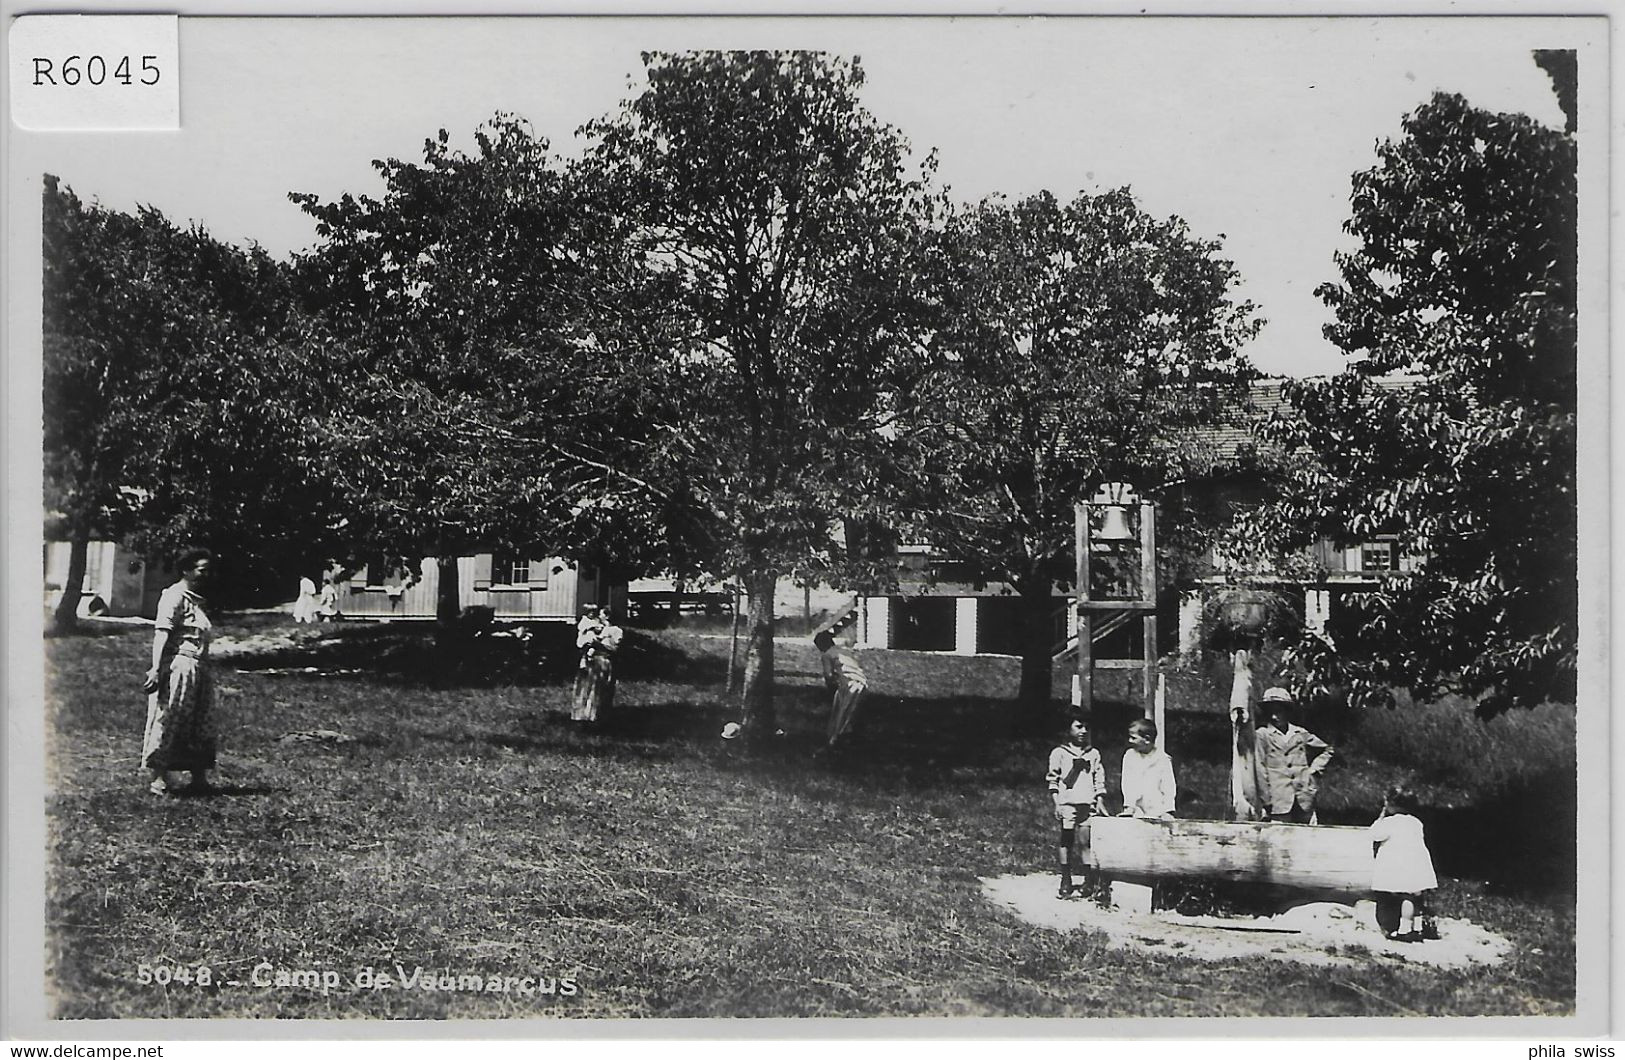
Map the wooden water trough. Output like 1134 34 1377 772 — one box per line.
1088 816 1373 912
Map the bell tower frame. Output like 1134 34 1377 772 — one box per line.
1074 484 1158 717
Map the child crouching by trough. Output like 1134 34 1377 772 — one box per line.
1371 786 1439 942
1046 712 1108 899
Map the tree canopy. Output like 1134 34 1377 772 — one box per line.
43 175 333 627
1262 89 1577 713
898 188 1261 712
582 51 940 730
291 116 692 615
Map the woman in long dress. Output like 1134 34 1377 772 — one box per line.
570 606 622 722
141 547 218 795
292 576 319 623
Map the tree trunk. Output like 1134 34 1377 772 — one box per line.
52 531 90 635
740 569 778 735
727 586 741 696
435 555 460 626
1016 576 1056 726
429 555 465 682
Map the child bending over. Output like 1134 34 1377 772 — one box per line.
1371 786 1439 942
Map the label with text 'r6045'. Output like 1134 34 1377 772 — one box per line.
10 15 179 130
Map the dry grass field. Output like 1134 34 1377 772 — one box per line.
42 616 1577 1019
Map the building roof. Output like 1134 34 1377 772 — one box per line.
1199 375 1421 465
1203 380 1294 464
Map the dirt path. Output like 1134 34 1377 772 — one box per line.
980 872 1510 970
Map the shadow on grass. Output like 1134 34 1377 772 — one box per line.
223 624 566 689
594 700 738 742
476 687 1232 797
224 625 731 692
171 783 284 798
480 730 688 765
814 692 1235 784
1427 769 1578 897
45 620 141 640
615 634 732 685
386 700 740 764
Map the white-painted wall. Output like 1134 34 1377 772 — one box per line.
859 597 891 648
1304 589 1332 637
954 597 979 654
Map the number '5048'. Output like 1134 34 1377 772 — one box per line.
31 55 161 86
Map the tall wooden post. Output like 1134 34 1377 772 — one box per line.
1139 501 1158 716
1074 503 1092 712
1153 672 1167 752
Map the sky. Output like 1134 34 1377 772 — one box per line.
15 15 1581 378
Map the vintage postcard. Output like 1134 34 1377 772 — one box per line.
1 3 1611 1046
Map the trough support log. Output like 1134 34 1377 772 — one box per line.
1110 880 1155 914
1090 816 1374 897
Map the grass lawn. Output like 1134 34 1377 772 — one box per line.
44 617 1577 1019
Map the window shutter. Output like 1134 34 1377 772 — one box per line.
528 559 549 589
471 553 493 591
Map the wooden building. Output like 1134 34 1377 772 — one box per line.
335 554 625 623
844 378 1420 659
42 542 623 624
1172 377 1422 655
43 540 171 618
844 546 1081 656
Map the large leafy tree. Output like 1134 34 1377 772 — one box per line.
44 175 155 633
899 189 1261 717
582 51 938 732
1264 84 1577 714
43 175 331 631
291 116 688 622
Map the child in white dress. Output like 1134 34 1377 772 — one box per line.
1370 786 1439 941
1118 718 1176 819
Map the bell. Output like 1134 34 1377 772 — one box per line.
1096 503 1134 542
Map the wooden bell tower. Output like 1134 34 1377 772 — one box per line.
1074 483 1158 716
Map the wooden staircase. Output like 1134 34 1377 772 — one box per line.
812 599 862 642
1052 607 1133 659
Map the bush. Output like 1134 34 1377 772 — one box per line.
1200 588 1303 652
